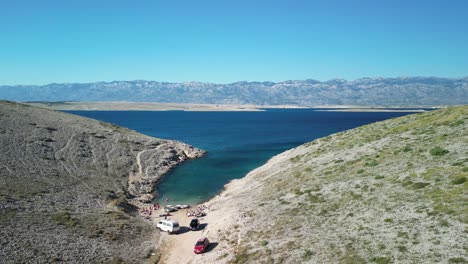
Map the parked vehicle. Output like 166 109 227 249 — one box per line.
165 205 177 212
189 218 200 230
194 237 210 254
157 219 180 234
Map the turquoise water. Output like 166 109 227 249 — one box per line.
69 109 417 205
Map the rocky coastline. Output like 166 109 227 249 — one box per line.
0 101 204 263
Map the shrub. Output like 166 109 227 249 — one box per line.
439 219 449 227
370 256 392 264
307 194 324 203
303 249 313 260
349 191 363 200
397 245 407 252
397 231 409 239
294 189 304 195
377 244 386 250
260 240 269 246
402 146 412 152
233 249 250 263
449 257 467 263
218 253 229 260
451 176 466 185
430 147 449 156
53 211 79 227
289 156 301 163
412 182 430 189
449 120 464 127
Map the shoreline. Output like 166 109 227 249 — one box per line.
24 101 443 112
140 204 215 263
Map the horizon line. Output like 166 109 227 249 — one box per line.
2 75 468 87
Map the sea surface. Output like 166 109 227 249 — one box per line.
68 109 420 205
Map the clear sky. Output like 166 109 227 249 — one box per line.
1 0 467 85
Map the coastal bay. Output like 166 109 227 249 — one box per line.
69 109 419 205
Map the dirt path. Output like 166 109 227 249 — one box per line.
153 209 210 264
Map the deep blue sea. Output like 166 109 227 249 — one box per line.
68 109 419 205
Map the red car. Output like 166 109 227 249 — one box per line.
194 237 210 254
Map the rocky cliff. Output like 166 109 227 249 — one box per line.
199 106 467 263
0 101 204 263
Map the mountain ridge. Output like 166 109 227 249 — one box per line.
1 77 467 106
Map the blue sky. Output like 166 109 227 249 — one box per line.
1 0 467 85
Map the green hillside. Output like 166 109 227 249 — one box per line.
204 106 467 264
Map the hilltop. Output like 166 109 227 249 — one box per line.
182 106 467 263
1 77 467 106
0 101 204 263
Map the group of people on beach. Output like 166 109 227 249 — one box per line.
187 204 209 217
139 202 210 220
139 203 161 220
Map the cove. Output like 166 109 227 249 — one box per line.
68 109 419 205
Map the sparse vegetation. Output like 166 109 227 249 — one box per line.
402 146 412 152
0 101 203 263
52 211 79 227
448 257 467 263
430 147 449 156
3 102 467 263
302 249 313 260
366 160 379 167
212 106 467 264
397 245 407 252
451 176 466 185
411 182 430 189
370 256 392 264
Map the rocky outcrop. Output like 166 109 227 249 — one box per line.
0 101 204 263
128 142 204 202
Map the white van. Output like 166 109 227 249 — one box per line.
157 219 180 234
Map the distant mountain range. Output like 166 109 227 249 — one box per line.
1 77 467 106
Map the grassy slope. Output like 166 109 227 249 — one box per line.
208 106 467 264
